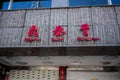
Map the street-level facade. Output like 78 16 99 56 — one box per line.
0 0 120 80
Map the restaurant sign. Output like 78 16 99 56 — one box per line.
24 24 100 43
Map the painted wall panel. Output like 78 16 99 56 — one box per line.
115 6 120 15
0 10 25 28
93 25 120 46
21 28 31 47
10 28 22 47
0 28 22 47
115 6 120 25
25 9 50 27
117 15 120 25
50 8 67 26
92 7 117 25
68 8 91 26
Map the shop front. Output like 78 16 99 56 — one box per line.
0 2 120 80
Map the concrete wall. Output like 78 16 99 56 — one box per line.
0 6 120 47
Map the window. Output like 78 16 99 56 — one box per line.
2 0 51 10
90 0 107 5
12 1 32 9
40 0 51 8
112 0 120 4
2 2 9 10
69 0 108 6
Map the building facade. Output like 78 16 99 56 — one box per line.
0 0 120 80
1 0 120 10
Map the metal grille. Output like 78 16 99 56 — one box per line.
9 70 59 80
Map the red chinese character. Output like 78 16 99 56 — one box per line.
80 23 90 36
78 23 100 41
24 25 41 42
52 25 66 42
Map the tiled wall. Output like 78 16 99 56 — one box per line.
0 6 120 47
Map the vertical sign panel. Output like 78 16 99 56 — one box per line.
92 7 120 46
23 9 50 46
115 6 120 25
68 8 94 46
50 8 67 26
68 8 91 26
0 28 22 47
25 9 50 27
49 9 68 46
92 7 117 25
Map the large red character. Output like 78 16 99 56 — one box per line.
24 25 41 42
78 23 100 41
52 25 66 42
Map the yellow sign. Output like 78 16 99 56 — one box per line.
91 77 97 80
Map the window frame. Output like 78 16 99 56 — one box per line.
2 0 52 10
69 0 113 7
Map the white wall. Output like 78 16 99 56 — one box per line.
67 71 120 80
52 0 68 7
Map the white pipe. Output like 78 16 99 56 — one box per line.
67 0 69 7
8 0 13 10
107 0 112 5
37 1 40 8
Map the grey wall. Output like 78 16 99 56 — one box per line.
0 6 120 47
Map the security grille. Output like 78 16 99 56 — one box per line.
9 70 59 80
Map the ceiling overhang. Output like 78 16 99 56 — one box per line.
0 46 120 56
0 56 120 66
